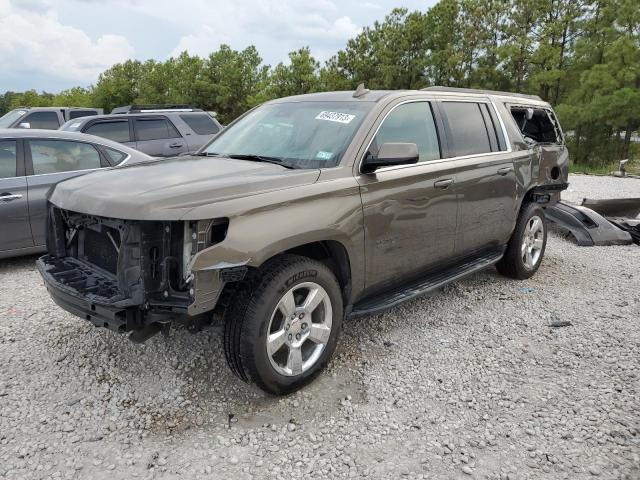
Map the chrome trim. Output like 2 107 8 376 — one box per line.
25 151 131 178
114 153 132 166
357 98 512 175
0 194 23 201
370 151 513 174
27 167 105 178
489 100 512 153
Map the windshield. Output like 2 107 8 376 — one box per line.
0 109 27 128
202 101 373 169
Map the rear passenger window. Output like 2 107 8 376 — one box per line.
441 102 494 156
22 111 60 129
180 114 220 135
85 121 131 143
30 140 102 175
135 118 181 141
371 102 440 162
0 140 17 178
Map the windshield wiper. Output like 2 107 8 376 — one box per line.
195 151 221 157
227 154 294 169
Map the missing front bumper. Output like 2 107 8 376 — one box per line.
37 255 141 333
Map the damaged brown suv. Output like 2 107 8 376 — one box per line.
37 87 568 394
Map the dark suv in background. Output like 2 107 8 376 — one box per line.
0 107 103 130
60 105 223 157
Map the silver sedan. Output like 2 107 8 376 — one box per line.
0 129 152 259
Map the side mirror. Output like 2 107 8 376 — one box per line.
18 122 31 129
361 142 419 174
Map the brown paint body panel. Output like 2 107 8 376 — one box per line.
45 89 568 309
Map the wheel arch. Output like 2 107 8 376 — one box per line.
281 240 352 305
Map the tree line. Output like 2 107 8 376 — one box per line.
1 0 638 166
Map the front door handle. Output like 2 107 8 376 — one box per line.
497 166 513 176
434 179 454 189
169 142 184 148
0 193 23 202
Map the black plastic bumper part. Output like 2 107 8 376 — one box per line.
36 256 137 333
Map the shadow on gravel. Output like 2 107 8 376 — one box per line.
0 254 40 272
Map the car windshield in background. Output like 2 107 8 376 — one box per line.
202 101 373 169
60 120 82 131
0 110 27 128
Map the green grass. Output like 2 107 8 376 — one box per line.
569 160 640 175
568 163 616 175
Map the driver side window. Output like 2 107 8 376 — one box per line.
371 102 441 162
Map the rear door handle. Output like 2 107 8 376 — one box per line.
0 193 23 202
434 179 454 189
497 166 513 176
169 142 184 148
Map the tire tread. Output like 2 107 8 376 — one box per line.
223 254 341 394
497 202 547 280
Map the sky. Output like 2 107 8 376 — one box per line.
0 0 437 93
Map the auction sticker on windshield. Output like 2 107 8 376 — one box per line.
315 111 356 124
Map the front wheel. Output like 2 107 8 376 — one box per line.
497 203 547 280
223 255 343 395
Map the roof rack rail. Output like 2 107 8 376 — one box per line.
422 86 543 101
111 104 203 114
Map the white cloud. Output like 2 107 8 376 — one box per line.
125 0 361 63
169 25 231 59
0 0 134 85
1 0 437 90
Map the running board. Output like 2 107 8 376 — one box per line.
349 249 504 318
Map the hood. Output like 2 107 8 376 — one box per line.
49 155 321 220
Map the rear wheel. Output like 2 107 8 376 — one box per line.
497 203 547 279
223 255 343 395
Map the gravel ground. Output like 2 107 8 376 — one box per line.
1 174 639 480
563 175 640 205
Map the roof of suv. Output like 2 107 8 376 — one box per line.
268 87 550 107
64 111 221 125
10 106 99 111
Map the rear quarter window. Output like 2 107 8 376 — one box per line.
103 147 128 165
179 113 220 135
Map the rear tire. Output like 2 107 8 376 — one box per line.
497 203 547 280
223 254 343 395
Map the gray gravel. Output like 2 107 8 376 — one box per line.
1 174 639 480
563 174 640 204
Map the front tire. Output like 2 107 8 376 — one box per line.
224 255 343 395
497 203 547 280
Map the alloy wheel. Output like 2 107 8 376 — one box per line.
521 215 544 269
266 282 333 377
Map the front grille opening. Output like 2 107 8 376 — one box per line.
84 227 120 274
149 246 160 279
